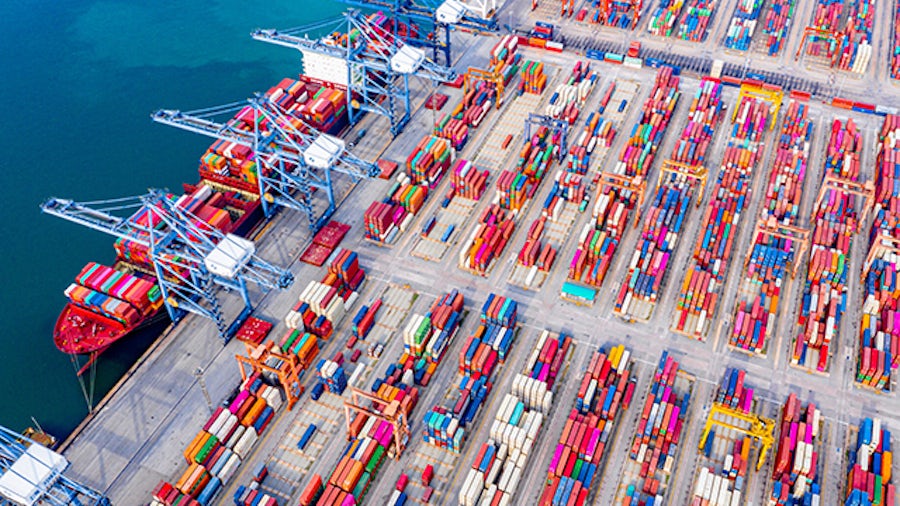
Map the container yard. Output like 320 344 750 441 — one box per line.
38 1 900 505
768 393 825 505
565 67 679 300
857 113 900 393
843 417 895 506
613 350 695 504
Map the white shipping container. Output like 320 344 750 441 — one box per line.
217 453 242 483
225 425 245 449
233 426 259 458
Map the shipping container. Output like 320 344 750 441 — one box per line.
538 345 635 504
843 418 894 506
616 350 693 504
460 329 569 506
615 78 724 322
423 294 519 452
767 393 823 505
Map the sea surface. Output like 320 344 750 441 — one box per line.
0 0 344 440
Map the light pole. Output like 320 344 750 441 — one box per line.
195 367 214 414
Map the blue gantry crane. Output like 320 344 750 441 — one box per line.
41 189 294 343
0 425 109 506
334 0 502 65
152 94 379 230
252 8 458 136
524 113 569 161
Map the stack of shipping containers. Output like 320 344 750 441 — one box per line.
793 117 864 372
857 114 900 391
674 95 771 338
615 77 725 321
730 99 813 355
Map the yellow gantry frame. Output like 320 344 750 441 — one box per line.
464 67 504 108
732 83 784 130
659 160 709 205
698 403 776 472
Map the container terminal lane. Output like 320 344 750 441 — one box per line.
46 0 900 504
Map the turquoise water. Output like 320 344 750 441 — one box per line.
0 1 344 439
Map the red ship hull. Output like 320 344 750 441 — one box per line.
54 303 148 355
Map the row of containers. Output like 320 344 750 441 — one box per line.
365 34 523 247
459 331 572 506
723 0 797 54
673 93 771 338
150 373 290 506
792 117 863 373
459 123 562 275
566 66 681 293
836 0 875 73
433 34 521 150
422 294 519 452
363 136 452 244
544 61 597 125
802 0 873 73
578 0 642 28
894 2 900 79
538 345 637 505
512 60 603 288
729 98 812 355
647 0 720 42
566 80 619 176
858 114 900 391
298 290 465 506
284 248 365 339
615 77 725 322
691 368 762 506
618 351 693 504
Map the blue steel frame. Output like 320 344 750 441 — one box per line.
40 191 293 343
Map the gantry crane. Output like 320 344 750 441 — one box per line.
862 233 900 282
464 66 505 107
659 160 710 204
153 94 379 230
745 216 810 278
41 190 293 343
597 173 646 225
733 82 784 129
343 387 411 459
524 113 569 161
813 174 875 225
795 27 844 67
252 9 457 136
0 425 110 506
236 341 318 410
335 0 501 66
698 403 776 472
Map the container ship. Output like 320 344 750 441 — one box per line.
54 74 350 369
